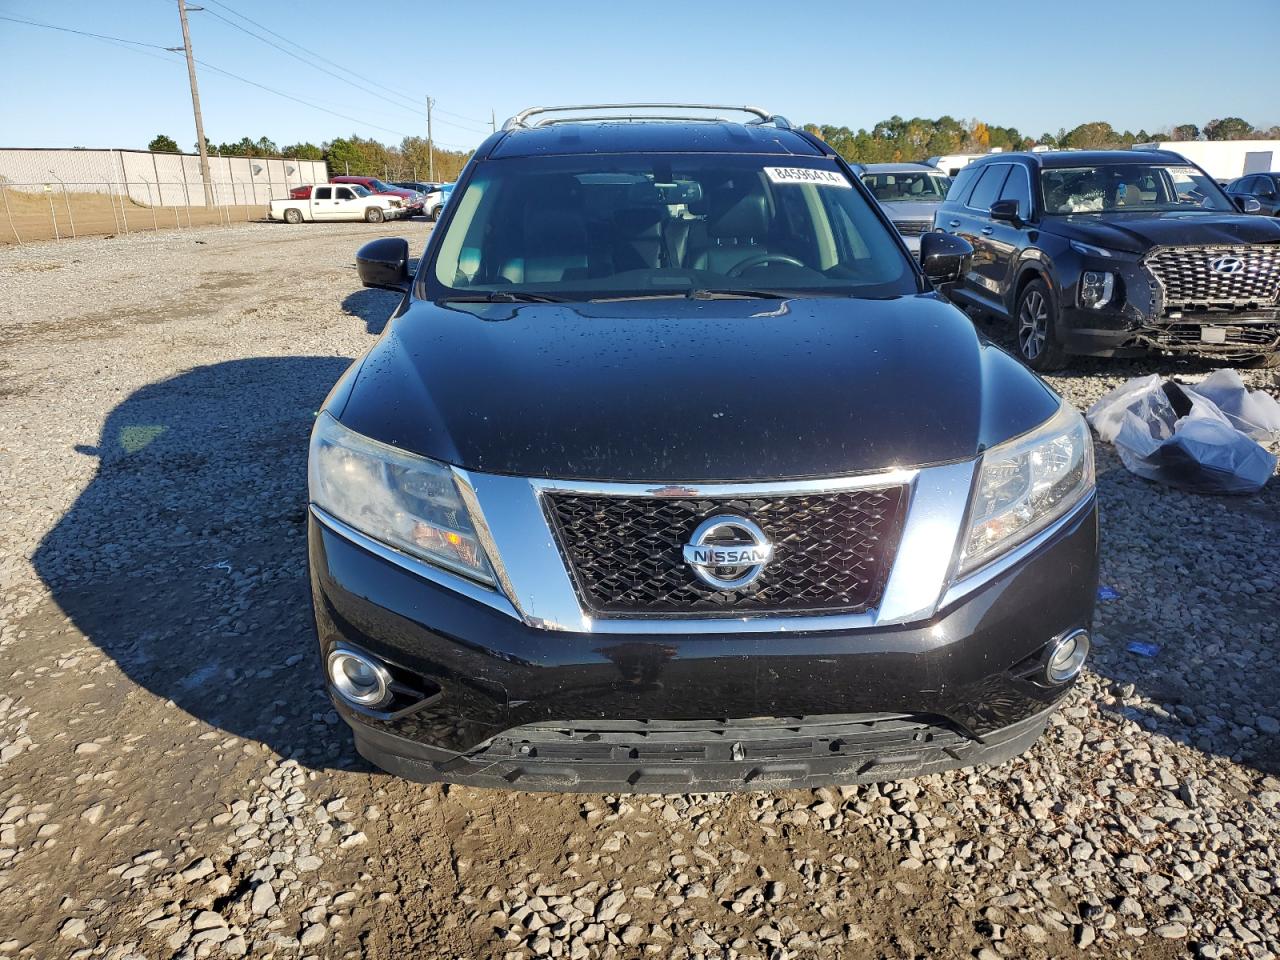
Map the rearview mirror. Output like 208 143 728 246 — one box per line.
920 232 973 285
1237 196 1262 214
357 237 411 291
989 198 1022 224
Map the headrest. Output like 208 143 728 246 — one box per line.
708 193 769 239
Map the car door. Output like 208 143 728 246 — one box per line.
949 163 1010 310
982 163 1034 308
311 185 337 220
1255 176 1280 215
332 186 360 220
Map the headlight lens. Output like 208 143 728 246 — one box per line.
1079 270 1115 309
958 403 1094 576
308 413 495 584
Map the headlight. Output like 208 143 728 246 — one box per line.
308 413 495 584
958 403 1094 576
1079 270 1115 309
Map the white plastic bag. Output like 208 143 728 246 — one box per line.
1086 372 1278 495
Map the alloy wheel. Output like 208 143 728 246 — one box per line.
1019 290 1048 361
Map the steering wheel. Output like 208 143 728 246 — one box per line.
726 253 807 278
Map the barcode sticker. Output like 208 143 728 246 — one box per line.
764 167 851 188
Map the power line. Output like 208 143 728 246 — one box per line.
197 0 492 133
0 11 477 150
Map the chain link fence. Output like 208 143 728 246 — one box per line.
0 147 329 245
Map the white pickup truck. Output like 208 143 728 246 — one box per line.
268 184 404 224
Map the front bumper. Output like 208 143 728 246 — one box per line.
308 494 1099 792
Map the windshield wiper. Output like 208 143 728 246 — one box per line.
439 291 567 303
588 288 816 303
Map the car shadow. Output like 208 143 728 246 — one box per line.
33 355 374 773
341 272 414 336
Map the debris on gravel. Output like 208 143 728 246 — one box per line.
0 224 1277 958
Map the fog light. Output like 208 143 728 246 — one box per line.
1079 271 1115 310
327 646 393 708
1045 629 1090 684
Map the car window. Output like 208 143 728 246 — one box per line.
861 171 952 202
335 187 355 201
1258 177 1277 197
966 164 1010 213
1039 163 1234 214
945 165 980 205
429 154 917 300
314 186 332 200
998 165 1033 219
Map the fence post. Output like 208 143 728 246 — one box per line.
117 183 130 234
46 186 61 240
146 182 158 231
0 184 22 246
182 178 193 228
106 181 121 234
60 182 76 238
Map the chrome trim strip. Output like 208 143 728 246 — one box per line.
453 470 590 632
528 469 918 499
937 493 1096 611
310 506 521 621
875 460 976 625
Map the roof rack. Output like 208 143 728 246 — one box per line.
502 103 791 132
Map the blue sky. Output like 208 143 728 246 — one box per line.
2 0 1276 152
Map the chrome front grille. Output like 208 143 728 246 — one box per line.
545 487 907 617
1145 244 1280 311
893 219 931 237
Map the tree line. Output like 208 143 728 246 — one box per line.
801 116 1278 164
145 133 473 183
145 114 1278 179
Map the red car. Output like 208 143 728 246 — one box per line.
330 176 424 214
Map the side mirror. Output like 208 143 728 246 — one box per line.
920 232 973 285
1237 196 1262 214
357 237 411 291
989 198 1022 224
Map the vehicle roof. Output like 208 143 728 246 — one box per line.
862 162 942 174
484 121 827 159
971 149 1191 169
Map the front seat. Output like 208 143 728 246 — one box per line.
501 191 590 284
690 193 772 275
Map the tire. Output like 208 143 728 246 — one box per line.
1015 278 1068 372
429 206 440 222
365 207 385 223
283 208 303 225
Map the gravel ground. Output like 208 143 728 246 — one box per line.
0 222 1277 960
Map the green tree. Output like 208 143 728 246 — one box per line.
282 142 324 160
148 134 180 153
1061 121 1119 149
1170 123 1200 141
1203 117 1255 141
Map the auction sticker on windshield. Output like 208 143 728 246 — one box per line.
764 167 850 188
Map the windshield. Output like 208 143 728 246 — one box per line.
1041 163 1233 214
351 185 371 197
862 171 951 202
428 155 915 301
370 179 396 192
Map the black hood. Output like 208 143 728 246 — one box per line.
1044 211 1280 254
335 295 1059 482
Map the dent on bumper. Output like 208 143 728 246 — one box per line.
309 496 1099 766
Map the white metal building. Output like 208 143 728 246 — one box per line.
1134 140 1280 180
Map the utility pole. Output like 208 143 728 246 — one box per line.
491 109 496 134
174 0 213 206
426 96 435 182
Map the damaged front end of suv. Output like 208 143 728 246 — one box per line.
307 104 1099 792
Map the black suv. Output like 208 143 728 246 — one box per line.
309 105 1098 792
936 150 1280 370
